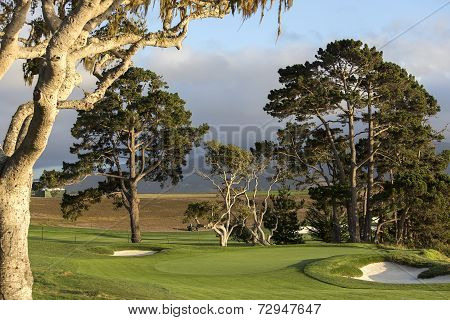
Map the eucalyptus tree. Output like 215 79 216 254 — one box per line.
196 141 253 246
0 0 294 299
244 141 280 245
41 67 208 243
196 141 281 246
184 199 251 246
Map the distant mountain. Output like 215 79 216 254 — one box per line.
65 171 279 194
58 141 450 193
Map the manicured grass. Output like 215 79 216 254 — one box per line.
29 226 450 300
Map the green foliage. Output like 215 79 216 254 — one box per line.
204 140 253 176
418 264 450 279
183 201 222 225
264 188 304 244
305 185 348 242
379 166 450 252
231 224 253 243
420 249 449 262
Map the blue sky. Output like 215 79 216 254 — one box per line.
159 0 447 49
0 0 449 176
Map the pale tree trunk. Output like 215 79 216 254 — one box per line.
247 174 277 246
0 167 33 299
267 217 278 244
256 225 270 245
219 231 230 247
213 227 230 247
250 211 270 245
0 87 59 300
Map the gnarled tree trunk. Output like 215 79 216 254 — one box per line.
0 167 33 300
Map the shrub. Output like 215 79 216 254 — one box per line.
231 224 253 243
264 189 304 244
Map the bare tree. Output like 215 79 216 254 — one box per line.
244 141 279 245
0 0 293 300
196 141 254 246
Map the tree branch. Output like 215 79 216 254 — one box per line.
2 102 34 156
0 0 32 79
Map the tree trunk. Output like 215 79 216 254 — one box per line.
348 112 360 242
363 105 375 242
396 208 408 245
257 224 270 245
128 183 142 243
219 231 229 247
251 217 270 245
375 215 384 244
0 169 33 300
331 198 341 243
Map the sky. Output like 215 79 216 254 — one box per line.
0 0 449 178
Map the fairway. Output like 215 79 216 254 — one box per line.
28 226 450 300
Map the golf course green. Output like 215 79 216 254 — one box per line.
29 225 450 300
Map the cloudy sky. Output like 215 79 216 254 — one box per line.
1 0 449 177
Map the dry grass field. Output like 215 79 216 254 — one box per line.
30 193 310 231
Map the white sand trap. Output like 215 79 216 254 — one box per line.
112 250 156 257
353 262 450 284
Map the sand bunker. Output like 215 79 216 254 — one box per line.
112 250 156 257
353 262 450 284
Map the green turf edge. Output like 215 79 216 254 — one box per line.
303 252 450 291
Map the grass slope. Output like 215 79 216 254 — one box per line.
29 226 450 300
304 252 450 290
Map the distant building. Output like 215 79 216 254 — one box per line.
32 180 65 198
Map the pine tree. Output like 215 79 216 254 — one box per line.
264 188 304 244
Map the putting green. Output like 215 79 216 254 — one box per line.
153 246 372 275
28 226 450 299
